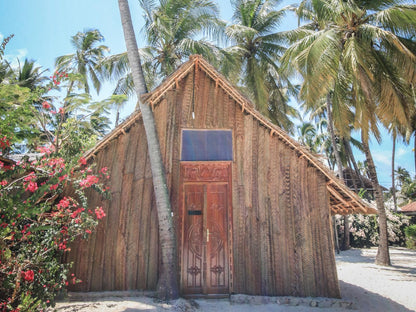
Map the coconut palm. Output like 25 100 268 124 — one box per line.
15 59 48 90
140 0 223 80
283 0 416 265
118 0 179 300
223 0 298 133
55 29 109 95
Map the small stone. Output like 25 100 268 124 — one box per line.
310 300 318 307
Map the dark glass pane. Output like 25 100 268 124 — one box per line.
181 130 232 161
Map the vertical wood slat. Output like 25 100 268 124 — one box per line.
125 124 141 290
67 59 342 298
90 141 117 291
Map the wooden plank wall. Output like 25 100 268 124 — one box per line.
68 66 340 298
67 119 159 291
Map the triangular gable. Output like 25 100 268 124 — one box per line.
85 55 375 215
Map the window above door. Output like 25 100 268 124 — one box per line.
181 130 233 161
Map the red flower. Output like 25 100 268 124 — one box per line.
22 270 35 282
95 207 106 219
59 174 68 182
57 197 70 209
0 180 7 186
79 175 99 188
78 157 87 165
25 181 38 192
42 101 51 109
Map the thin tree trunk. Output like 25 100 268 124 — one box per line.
326 94 343 179
392 132 397 212
345 140 365 190
115 108 120 127
327 94 347 250
361 133 391 266
118 0 179 300
333 216 340 254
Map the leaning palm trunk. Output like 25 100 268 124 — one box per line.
361 134 391 266
118 0 179 300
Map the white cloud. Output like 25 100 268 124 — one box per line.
373 152 391 167
397 147 409 158
4 48 28 68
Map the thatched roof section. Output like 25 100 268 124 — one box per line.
401 201 416 213
0 156 15 166
84 55 375 216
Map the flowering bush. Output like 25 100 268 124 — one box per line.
0 140 109 311
337 209 410 248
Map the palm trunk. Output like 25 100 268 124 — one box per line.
392 133 397 212
361 133 391 266
118 0 179 300
115 108 120 127
345 140 365 190
326 94 343 179
327 94 347 250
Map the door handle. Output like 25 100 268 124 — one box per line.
207 228 210 242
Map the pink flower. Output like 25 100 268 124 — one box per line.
57 197 70 209
78 157 87 165
49 184 58 191
25 181 38 192
0 180 7 186
42 101 51 109
58 174 68 182
79 175 99 188
95 207 106 219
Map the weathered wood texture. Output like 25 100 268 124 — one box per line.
68 68 340 298
68 119 159 291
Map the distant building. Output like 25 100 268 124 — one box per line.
400 202 416 223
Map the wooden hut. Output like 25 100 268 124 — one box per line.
67 55 373 298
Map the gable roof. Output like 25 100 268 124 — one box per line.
85 55 376 216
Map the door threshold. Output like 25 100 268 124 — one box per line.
183 294 230 299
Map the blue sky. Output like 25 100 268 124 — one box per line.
1 0 414 187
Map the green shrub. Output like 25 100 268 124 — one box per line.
404 225 416 249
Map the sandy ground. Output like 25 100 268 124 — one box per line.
53 247 416 312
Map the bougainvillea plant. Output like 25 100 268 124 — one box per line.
0 140 109 311
0 70 111 311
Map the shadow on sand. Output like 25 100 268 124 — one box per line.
339 280 413 312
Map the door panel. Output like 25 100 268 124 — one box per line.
182 184 204 293
206 183 228 293
180 163 231 295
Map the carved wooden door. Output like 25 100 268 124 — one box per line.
180 163 231 295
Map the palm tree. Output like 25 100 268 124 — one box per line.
55 29 109 95
223 0 298 133
283 0 416 265
140 0 223 79
118 0 179 300
15 59 48 90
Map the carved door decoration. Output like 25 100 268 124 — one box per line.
180 162 232 295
